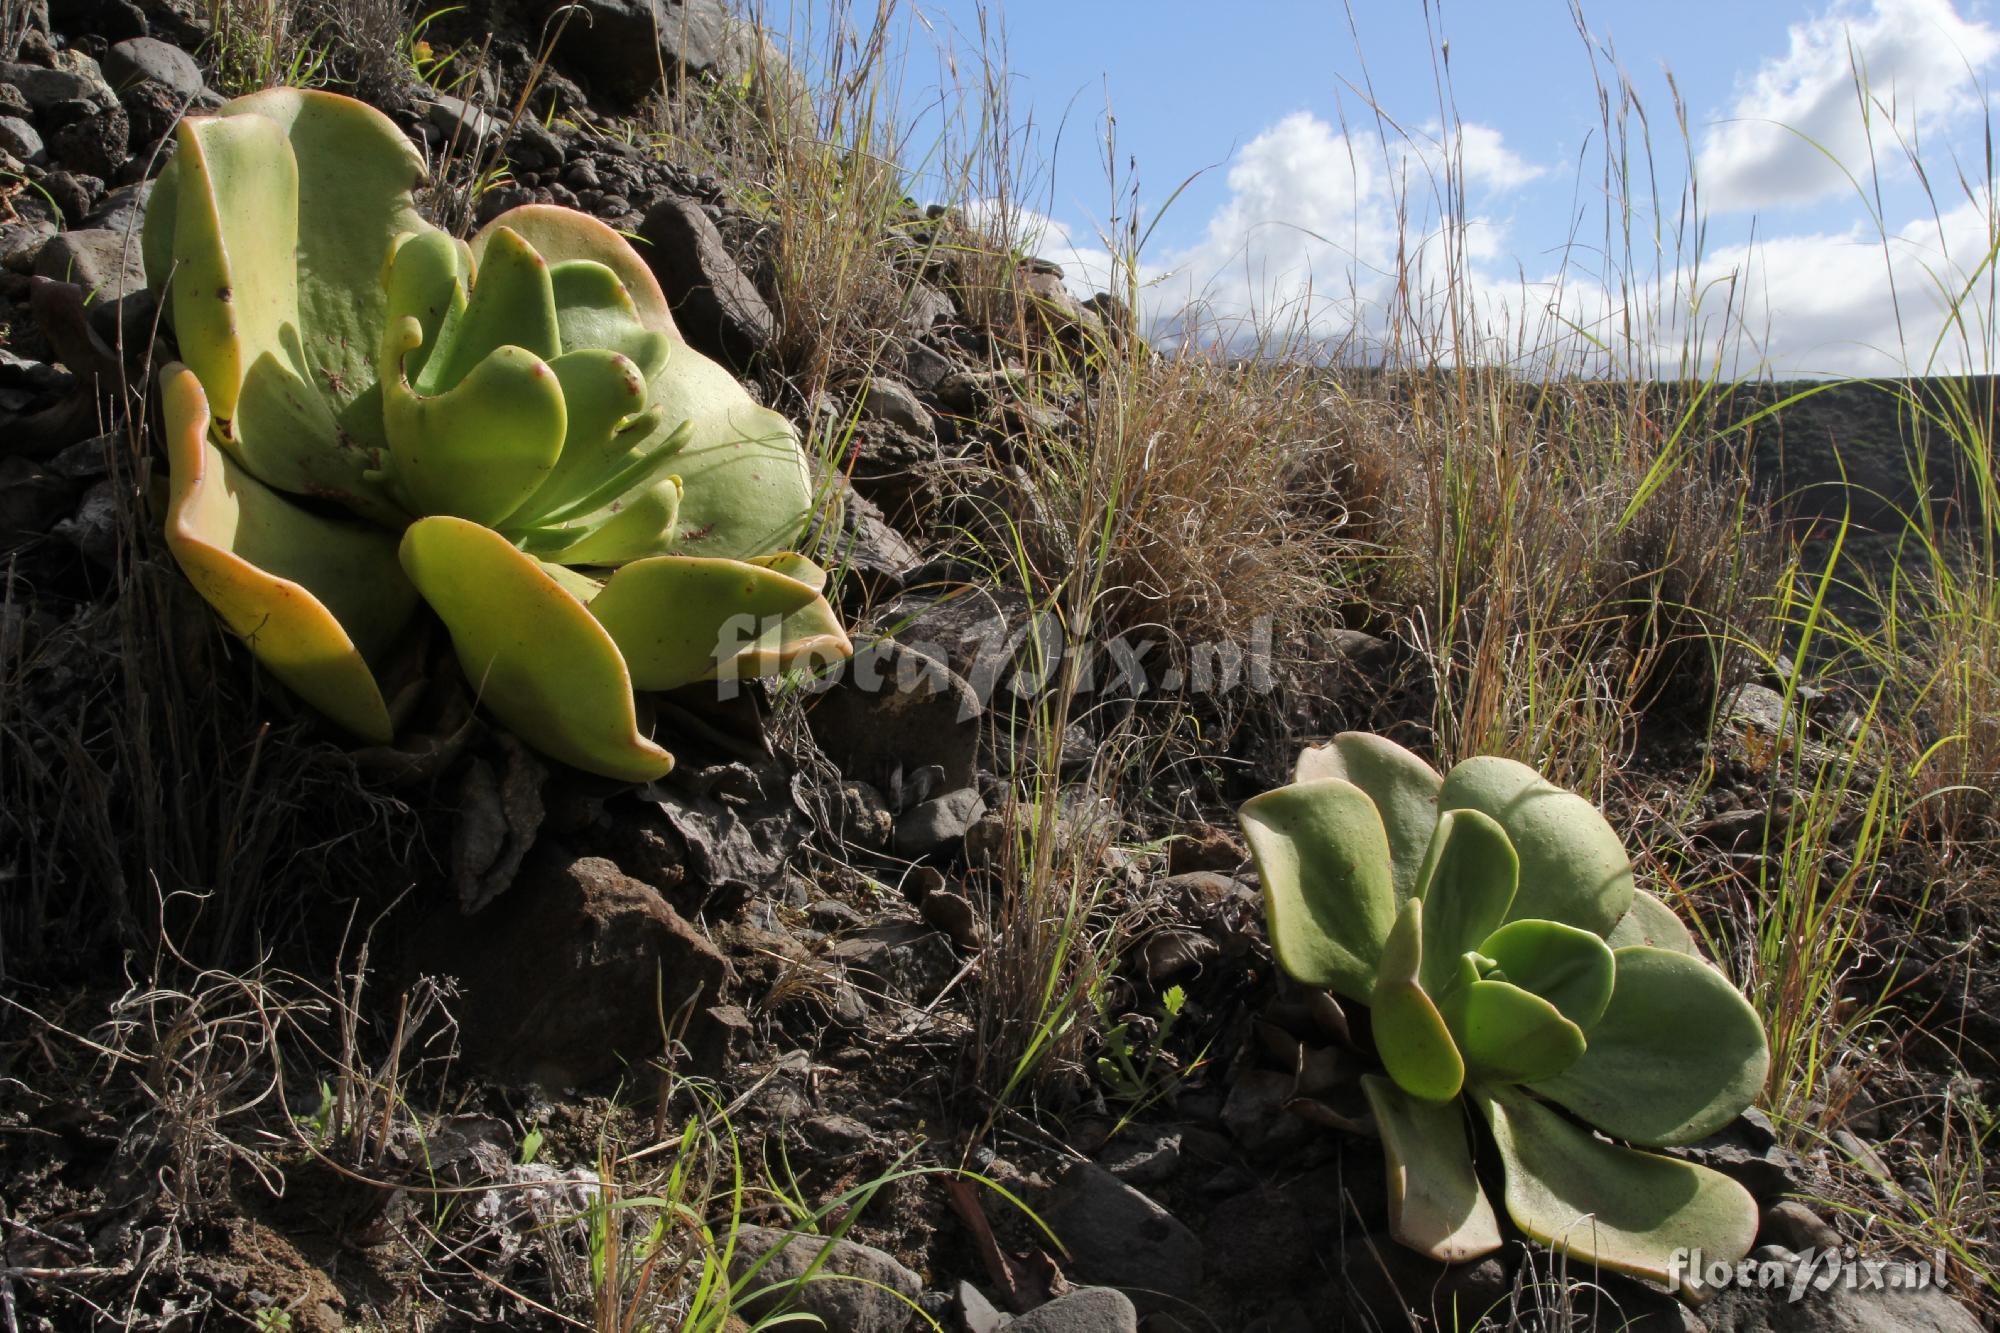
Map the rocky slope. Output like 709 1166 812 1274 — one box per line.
0 3 1993 1331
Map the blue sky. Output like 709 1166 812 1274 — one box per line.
875 0 2000 376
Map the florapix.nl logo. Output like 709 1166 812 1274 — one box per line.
709 607 1279 717
1670 1245 1949 1302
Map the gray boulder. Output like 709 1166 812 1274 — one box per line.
727 1226 921 1333
1037 1161 1203 1305
637 192 773 366
103 37 205 98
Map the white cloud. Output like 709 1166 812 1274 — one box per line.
995 100 1993 378
1457 122 1549 192
1705 188 2000 373
1696 0 2000 212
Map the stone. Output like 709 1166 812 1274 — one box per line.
0 61 116 114
901 337 955 390
825 920 960 1001
547 0 758 97
936 367 1025 415
808 638 981 794
0 114 42 161
1761 1200 1841 1254
835 483 921 590
637 192 772 366
0 456 80 549
727 1226 922 1333
103 37 204 98
956 1280 1009 1333
1220 1068 1313 1157
51 476 122 568
918 887 983 949
1010 1288 1137 1333
48 103 129 181
897 281 956 334
82 180 149 239
879 585 1034 701
119 79 185 149
1337 1236 1517 1330
1037 1161 1202 1304
895 787 987 858
1671 1108 1803 1201
1166 823 1245 876
408 852 731 1087
1134 929 1219 986
647 768 808 908
0 188 58 271
861 376 934 436
35 228 148 302
426 92 504 146
1700 1271 1980 1332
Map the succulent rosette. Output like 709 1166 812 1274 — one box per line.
143 88 849 780
1238 733 1771 1293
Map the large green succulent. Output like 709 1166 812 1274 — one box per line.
144 89 849 780
1239 733 1770 1293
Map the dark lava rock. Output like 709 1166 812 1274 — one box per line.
1700 1268 1980 1332
545 0 755 97
35 229 147 301
1 60 117 114
1037 1160 1203 1305
807 638 980 794
1668 1109 1803 1201
0 113 42 161
860 376 933 436
894 786 986 858
1336 1236 1516 1330
103 37 204 98
48 103 129 181
410 852 729 1087
726 1226 921 1333
637 192 772 366
824 919 959 1001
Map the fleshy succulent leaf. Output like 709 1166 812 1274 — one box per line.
1476 1082 1760 1293
1476 919 1616 1032
381 336 566 525
1372 899 1466 1102
1238 778 1399 1000
505 349 662 531
723 552 854 677
423 226 560 392
1605 888 1699 955
654 349 816 558
381 228 473 395
472 204 679 338
1293 732 1442 903
224 88 427 437
529 475 686 567
161 365 412 742
1441 977 1587 1085
233 337 405 526
145 88 436 472
1361 1074 1501 1263
548 260 673 379
398 516 675 781
153 110 300 443
586 552 849 691
1413 807 1518 998
1529 946 1769 1147
1438 756 1634 937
